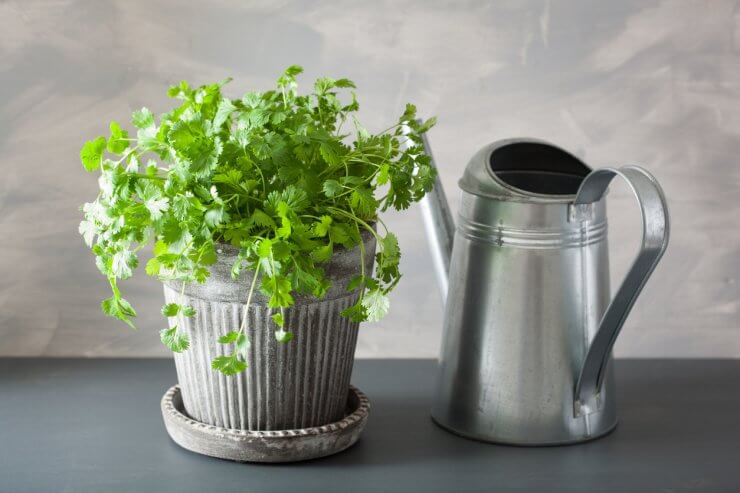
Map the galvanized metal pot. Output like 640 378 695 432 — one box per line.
163 230 375 431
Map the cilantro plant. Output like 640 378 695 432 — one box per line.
79 66 436 375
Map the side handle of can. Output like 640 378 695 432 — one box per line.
571 166 670 417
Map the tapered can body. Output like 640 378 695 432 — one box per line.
164 231 375 431
432 190 618 445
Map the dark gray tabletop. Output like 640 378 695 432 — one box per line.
1 358 739 492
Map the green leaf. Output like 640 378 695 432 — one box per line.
145 257 160 276
266 185 308 213
334 78 356 89
274 329 293 343
218 330 250 357
418 116 437 133
160 326 190 352
79 220 96 247
145 197 170 221
257 237 273 259
182 306 197 317
80 136 107 172
319 141 342 166
204 205 227 228
361 289 390 322
213 98 236 129
101 295 137 329
153 240 169 257
312 215 332 237
107 121 129 154
350 187 378 218
322 179 342 198
271 312 284 327
111 250 137 279
310 243 333 263
329 224 353 248
161 303 180 317
248 209 276 229
261 275 293 308
132 107 155 129
377 232 401 283
377 163 390 185
211 354 247 375
168 80 192 99
341 302 367 323
283 65 304 77
347 274 365 292
219 331 239 344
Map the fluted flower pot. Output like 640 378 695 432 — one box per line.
162 230 375 431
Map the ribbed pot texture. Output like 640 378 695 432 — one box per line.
163 230 376 431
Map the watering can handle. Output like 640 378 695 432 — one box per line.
572 166 670 417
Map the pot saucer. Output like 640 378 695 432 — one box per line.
161 384 370 463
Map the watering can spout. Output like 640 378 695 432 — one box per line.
404 123 455 300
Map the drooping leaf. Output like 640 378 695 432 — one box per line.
160 326 190 352
361 289 390 322
211 354 247 375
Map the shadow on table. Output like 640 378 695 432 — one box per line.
299 393 500 467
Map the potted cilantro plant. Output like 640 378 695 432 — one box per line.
79 66 435 431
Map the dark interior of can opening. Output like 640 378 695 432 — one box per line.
489 142 591 195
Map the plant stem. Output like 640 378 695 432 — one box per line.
239 262 261 334
327 207 381 243
179 281 186 311
133 172 165 181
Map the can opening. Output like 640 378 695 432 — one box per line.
489 142 590 195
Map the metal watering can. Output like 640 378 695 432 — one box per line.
418 136 669 445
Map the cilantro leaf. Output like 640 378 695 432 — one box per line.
213 98 236 129
80 136 107 172
161 303 180 317
79 220 96 247
312 215 332 237
160 326 190 352
107 121 129 154
322 179 342 197
132 107 155 129
211 354 247 375
101 295 137 329
274 329 294 343
361 289 390 322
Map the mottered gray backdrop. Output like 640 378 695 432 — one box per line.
1 0 738 357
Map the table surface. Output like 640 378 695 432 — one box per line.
1 358 739 493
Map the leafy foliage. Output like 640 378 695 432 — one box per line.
80 66 436 374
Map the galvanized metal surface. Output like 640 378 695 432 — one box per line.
163 231 376 431
413 127 455 302
161 384 370 463
427 140 669 445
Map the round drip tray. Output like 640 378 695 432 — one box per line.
161 384 370 463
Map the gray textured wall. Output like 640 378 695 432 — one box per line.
1 0 738 358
